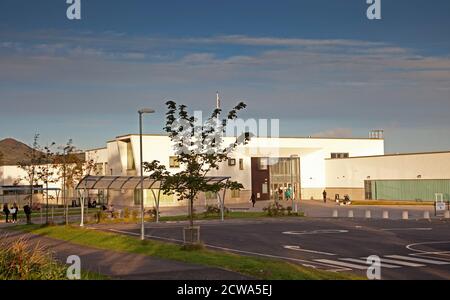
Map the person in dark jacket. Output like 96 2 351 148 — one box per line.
322 190 327 203
2 203 10 223
250 193 256 207
23 204 32 224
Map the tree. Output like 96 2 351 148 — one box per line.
54 139 96 225
35 143 57 224
16 133 43 207
144 101 250 243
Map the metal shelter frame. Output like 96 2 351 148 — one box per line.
75 175 231 226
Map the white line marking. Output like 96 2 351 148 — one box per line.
381 228 432 231
314 259 368 270
283 229 348 235
385 255 450 265
107 228 348 272
406 241 450 253
283 245 336 256
360 257 425 267
340 258 401 269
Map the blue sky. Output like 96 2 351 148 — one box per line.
0 0 449 153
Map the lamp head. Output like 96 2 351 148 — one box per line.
138 108 155 114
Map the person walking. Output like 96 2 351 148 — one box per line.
2 203 10 223
322 190 327 203
285 185 292 202
23 203 32 224
250 193 256 207
11 203 18 223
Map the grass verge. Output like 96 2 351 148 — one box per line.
10 224 360 280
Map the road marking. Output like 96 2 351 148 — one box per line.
314 259 368 270
283 229 348 235
107 228 348 272
385 255 450 265
283 245 336 256
406 241 450 253
340 258 401 268
381 228 432 231
360 257 425 267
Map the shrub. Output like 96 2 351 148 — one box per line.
263 203 286 216
146 207 159 220
130 210 139 221
204 205 221 217
94 211 107 223
0 236 68 280
123 207 130 219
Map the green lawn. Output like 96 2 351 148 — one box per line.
12 224 361 280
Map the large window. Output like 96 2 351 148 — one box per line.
169 156 180 168
258 158 269 170
331 153 349 159
231 189 240 198
239 158 244 170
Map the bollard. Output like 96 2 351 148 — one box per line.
382 211 389 219
365 210 371 219
332 209 338 218
445 211 450 219
402 211 409 220
348 210 354 218
423 211 430 219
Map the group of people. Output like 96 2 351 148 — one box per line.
2 203 32 224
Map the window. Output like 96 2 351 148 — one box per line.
239 158 244 170
228 158 236 166
126 141 135 170
331 153 349 159
134 189 142 205
231 189 240 198
169 156 180 168
262 183 268 194
259 158 269 170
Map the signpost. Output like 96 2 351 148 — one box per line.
434 193 447 216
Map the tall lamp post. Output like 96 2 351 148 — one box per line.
139 108 155 241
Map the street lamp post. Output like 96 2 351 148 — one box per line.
139 108 155 241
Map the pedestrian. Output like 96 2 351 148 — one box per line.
2 203 10 223
278 188 283 201
23 203 32 224
250 193 256 207
11 203 18 223
322 190 327 203
285 185 292 202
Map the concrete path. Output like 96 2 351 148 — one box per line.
0 229 252 280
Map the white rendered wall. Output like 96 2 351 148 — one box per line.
326 152 450 189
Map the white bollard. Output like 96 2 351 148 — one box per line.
332 210 338 218
445 211 450 219
348 210 354 218
365 210 371 219
402 211 409 220
423 211 430 219
382 211 389 219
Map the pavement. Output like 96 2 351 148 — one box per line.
0 229 252 280
92 216 450 280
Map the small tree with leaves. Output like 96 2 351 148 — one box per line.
144 101 251 240
54 139 96 225
16 134 43 207
35 143 58 224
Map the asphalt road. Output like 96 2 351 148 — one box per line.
93 217 450 280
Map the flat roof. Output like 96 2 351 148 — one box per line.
109 133 384 142
325 150 450 160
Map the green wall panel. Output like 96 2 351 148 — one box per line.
370 179 450 201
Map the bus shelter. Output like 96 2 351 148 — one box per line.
75 175 231 226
